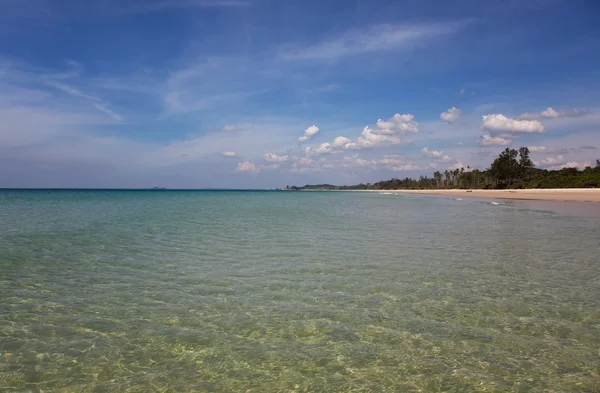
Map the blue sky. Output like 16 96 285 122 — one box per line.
1 0 600 188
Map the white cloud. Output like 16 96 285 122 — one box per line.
222 124 240 132
392 164 420 171
280 22 466 61
375 113 418 134
343 156 372 168
304 146 315 156
263 153 289 162
527 146 553 153
479 135 511 146
45 78 124 121
459 89 465 95
440 107 461 123
540 107 560 119
261 163 280 170
481 114 544 134
519 107 589 121
448 160 466 170
290 156 323 173
549 160 592 170
236 161 259 174
373 155 420 171
342 142 361 150
357 126 402 147
314 142 333 154
298 125 319 142
332 136 352 148
296 156 313 166
222 151 237 157
534 155 566 168
421 147 451 161
373 155 406 166
316 113 417 153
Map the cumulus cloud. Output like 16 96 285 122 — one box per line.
527 146 553 153
549 161 592 170
298 125 319 142
222 151 237 157
332 136 352 148
371 155 419 171
295 156 313 166
343 156 372 168
421 147 451 161
580 145 597 150
236 161 259 174
534 155 565 168
481 114 544 134
440 107 461 123
375 113 418 134
319 113 417 152
479 135 511 146
290 156 322 173
314 142 334 154
263 153 288 162
342 142 361 150
519 107 589 120
373 155 406 166
448 160 467 170
356 126 402 147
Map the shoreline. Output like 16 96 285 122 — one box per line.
359 188 600 203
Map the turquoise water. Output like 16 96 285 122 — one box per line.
1 190 600 392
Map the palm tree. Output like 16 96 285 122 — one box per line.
433 171 442 188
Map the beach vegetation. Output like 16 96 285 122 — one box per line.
295 147 600 190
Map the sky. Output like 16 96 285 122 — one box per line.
1 0 600 189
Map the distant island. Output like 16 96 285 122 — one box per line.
292 147 600 191
150 187 167 190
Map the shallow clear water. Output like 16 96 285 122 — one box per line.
1 190 599 392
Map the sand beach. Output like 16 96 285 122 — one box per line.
369 188 600 202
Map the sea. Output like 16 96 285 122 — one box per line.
1 190 599 392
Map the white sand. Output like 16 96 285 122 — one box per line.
365 188 600 202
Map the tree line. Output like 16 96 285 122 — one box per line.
293 147 600 190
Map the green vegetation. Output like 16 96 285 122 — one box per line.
293 147 600 190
